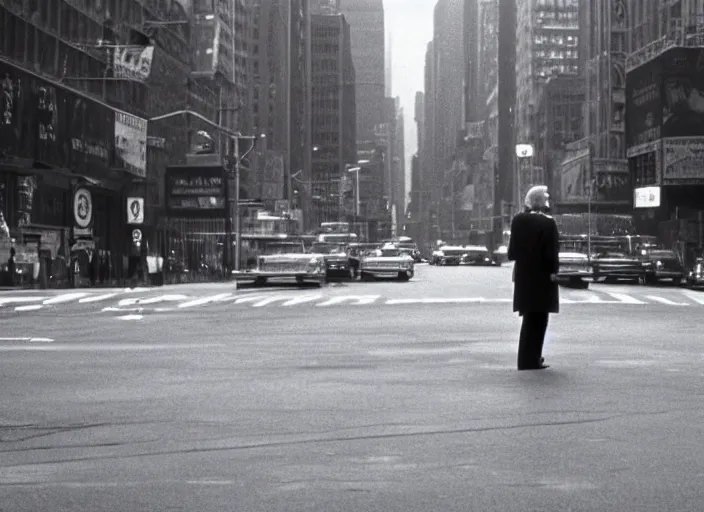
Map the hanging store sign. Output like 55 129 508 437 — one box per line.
165 165 226 217
634 186 661 208
113 45 154 82
115 112 147 178
73 187 93 237
127 197 145 224
663 138 704 184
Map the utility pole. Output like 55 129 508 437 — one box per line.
230 135 259 272
496 0 516 250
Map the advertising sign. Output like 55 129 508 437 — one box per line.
559 150 590 201
113 45 154 82
625 58 662 148
72 187 93 237
661 47 704 139
634 186 661 208
662 137 704 184
115 112 147 178
165 166 226 216
127 197 145 224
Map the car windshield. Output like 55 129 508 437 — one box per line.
311 243 346 254
647 250 678 259
262 243 303 255
379 249 401 257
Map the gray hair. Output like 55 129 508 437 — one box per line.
524 185 549 209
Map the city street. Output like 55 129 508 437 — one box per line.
2 265 704 511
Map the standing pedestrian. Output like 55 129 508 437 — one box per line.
508 185 560 370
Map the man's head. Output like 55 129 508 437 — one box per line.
524 185 550 212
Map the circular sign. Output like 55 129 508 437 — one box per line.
73 188 92 228
132 229 142 242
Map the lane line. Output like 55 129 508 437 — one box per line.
43 293 88 305
317 295 380 307
14 305 44 311
645 295 689 306
79 293 118 303
178 293 233 309
0 337 54 343
0 297 48 306
0 343 226 352
117 314 144 321
385 297 511 305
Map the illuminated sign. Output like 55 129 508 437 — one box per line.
633 186 661 208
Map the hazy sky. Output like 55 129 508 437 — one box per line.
383 0 434 203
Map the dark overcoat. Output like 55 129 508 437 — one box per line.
508 211 560 314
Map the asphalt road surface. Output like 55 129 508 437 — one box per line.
1 264 704 511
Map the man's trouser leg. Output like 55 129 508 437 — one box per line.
518 312 549 369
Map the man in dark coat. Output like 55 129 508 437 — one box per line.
508 185 560 370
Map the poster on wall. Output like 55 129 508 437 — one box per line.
662 137 704 184
661 47 704 139
115 112 147 178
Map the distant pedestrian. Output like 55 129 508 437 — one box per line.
508 185 560 370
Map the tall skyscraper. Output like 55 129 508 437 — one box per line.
339 0 386 144
385 32 393 97
310 12 356 227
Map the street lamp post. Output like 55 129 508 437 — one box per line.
347 165 361 229
230 134 261 273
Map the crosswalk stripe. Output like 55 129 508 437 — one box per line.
385 297 511 305
680 290 704 305
43 293 88 305
0 297 48 306
79 293 118 303
317 295 380 306
15 305 44 311
645 295 690 306
603 292 646 304
280 294 325 307
178 293 232 308
233 295 271 304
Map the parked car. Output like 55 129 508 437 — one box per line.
592 252 644 283
233 252 326 287
685 257 704 289
460 245 501 266
640 248 686 285
360 245 415 281
432 245 466 265
309 242 356 281
556 251 592 289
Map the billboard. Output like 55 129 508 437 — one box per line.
662 137 704 185
660 47 704 138
559 150 590 202
625 57 662 148
165 165 226 216
114 112 147 178
634 186 661 208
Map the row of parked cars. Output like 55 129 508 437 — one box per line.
429 244 503 266
232 239 420 287
557 235 704 290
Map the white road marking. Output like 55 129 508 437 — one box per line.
43 293 88 305
680 290 704 305
233 295 270 304
102 307 144 313
0 337 54 343
0 297 47 306
117 314 144 321
137 294 190 305
252 295 319 307
122 287 150 293
79 293 118 303
645 295 689 306
14 305 44 311
178 293 232 308
282 294 324 306
0 343 226 352
317 295 380 306
385 297 511 305
603 292 646 304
